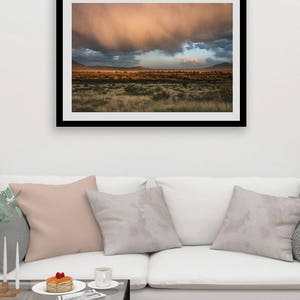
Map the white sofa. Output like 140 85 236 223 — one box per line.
1 176 300 300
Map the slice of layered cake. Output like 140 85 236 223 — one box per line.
46 272 74 293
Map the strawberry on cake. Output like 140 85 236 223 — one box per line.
46 272 74 293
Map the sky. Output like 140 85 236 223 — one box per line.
72 3 233 69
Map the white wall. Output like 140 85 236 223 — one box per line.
0 0 300 177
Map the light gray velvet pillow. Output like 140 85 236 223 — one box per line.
292 222 300 261
87 187 182 255
292 193 300 261
211 186 300 262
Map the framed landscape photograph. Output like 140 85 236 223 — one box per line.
57 0 246 127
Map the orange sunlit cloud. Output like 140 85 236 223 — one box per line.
72 3 232 53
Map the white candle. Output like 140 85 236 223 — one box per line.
3 236 7 282
15 242 19 290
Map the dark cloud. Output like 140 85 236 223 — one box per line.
72 37 233 68
72 48 140 67
187 38 233 60
72 3 232 53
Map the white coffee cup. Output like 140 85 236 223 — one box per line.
95 267 112 287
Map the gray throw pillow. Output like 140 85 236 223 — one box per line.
87 187 182 255
0 210 29 273
293 222 300 261
211 186 300 262
292 193 300 261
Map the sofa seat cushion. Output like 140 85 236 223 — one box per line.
148 246 300 289
3 251 149 290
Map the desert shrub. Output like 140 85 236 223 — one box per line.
73 105 97 112
152 88 170 101
182 81 189 88
204 91 222 102
220 89 233 103
176 92 185 101
95 99 109 106
124 84 147 95
187 93 205 102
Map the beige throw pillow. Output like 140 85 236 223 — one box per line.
211 186 300 262
10 176 103 262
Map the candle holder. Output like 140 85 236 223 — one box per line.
0 281 8 293
0 282 21 298
1 239 21 298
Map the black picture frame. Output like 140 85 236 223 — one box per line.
56 0 247 127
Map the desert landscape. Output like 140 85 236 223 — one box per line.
72 62 233 113
72 3 233 113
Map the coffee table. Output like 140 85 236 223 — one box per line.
1 280 130 300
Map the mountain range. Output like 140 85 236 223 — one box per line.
72 60 232 71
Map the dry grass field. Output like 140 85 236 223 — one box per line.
72 68 232 112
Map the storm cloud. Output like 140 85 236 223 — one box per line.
72 3 232 53
185 38 233 59
72 48 141 67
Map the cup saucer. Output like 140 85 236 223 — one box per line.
87 280 119 290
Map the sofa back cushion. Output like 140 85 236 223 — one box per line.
155 177 300 245
0 176 147 194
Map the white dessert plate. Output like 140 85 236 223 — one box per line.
87 280 119 290
32 280 86 295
